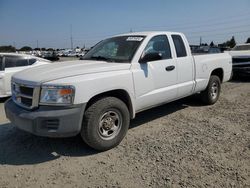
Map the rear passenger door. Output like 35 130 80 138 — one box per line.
3 56 29 94
171 35 194 98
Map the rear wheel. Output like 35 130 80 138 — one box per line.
200 75 221 105
81 97 130 151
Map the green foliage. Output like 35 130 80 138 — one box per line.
19 46 33 51
246 37 250 43
219 36 236 48
0 45 16 52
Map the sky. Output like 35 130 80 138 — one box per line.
0 0 250 49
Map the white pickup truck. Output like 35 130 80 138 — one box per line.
5 32 232 151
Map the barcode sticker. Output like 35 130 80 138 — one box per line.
126 37 143 41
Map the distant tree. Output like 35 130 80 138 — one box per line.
228 36 236 48
0 45 16 52
34 48 40 51
246 37 250 43
219 36 236 48
201 43 208 46
47 48 54 51
41 48 46 51
210 41 215 47
19 46 32 51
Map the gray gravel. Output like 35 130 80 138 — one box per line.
0 80 249 188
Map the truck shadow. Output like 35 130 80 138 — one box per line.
0 96 201 166
130 96 201 129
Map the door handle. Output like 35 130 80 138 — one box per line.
165 65 175 71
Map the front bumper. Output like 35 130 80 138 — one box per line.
5 99 86 137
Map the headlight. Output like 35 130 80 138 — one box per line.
40 85 75 105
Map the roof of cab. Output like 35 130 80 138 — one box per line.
116 31 184 37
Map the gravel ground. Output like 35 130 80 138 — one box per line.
0 79 249 188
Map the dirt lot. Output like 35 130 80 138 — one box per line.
0 79 249 188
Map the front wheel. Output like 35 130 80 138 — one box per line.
81 97 130 151
200 75 221 105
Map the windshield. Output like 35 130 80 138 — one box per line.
232 44 250 51
82 36 145 63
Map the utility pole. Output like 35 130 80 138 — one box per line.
70 24 73 50
200 36 202 46
36 40 39 49
130 28 133 33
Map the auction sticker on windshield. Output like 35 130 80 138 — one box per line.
126 37 144 41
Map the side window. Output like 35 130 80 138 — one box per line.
4 56 28 68
16 59 29 67
142 35 172 60
4 56 17 68
28 58 37 65
0 56 4 71
172 35 187 57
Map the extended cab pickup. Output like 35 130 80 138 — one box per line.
5 32 232 151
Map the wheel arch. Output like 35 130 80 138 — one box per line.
85 89 135 119
210 68 224 82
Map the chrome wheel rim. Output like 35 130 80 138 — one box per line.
98 110 122 140
211 82 218 100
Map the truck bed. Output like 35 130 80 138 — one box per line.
192 52 232 93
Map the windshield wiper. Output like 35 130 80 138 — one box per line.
90 55 114 62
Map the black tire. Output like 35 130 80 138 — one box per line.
81 97 130 151
200 75 221 105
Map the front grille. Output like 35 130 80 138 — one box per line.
21 97 33 107
12 82 40 109
20 86 34 96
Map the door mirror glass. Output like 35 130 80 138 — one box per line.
139 52 162 63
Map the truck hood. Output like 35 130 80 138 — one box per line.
13 60 131 85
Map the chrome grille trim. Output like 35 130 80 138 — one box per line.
12 82 40 110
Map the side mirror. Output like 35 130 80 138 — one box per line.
139 52 162 63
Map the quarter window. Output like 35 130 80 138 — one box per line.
172 35 187 57
142 35 172 60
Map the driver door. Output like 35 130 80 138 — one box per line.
132 35 178 111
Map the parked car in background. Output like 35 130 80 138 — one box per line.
208 47 221 54
0 53 50 97
229 44 250 77
41 51 59 61
191 46 221 54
